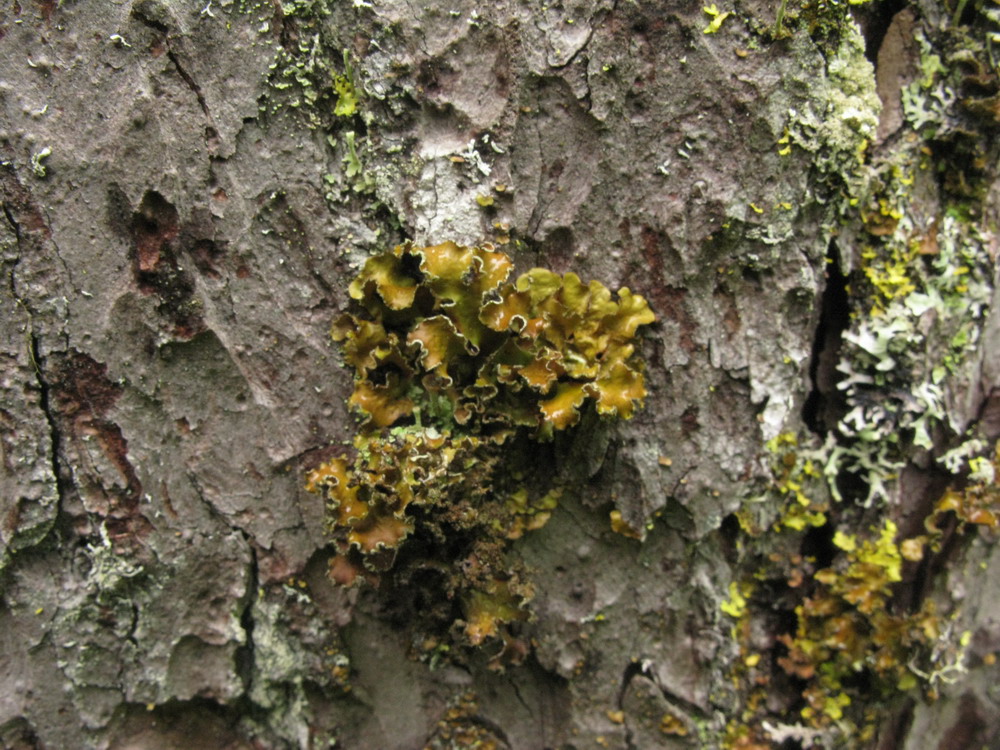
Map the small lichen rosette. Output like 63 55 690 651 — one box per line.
308 240 655 656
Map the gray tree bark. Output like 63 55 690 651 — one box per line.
1 1 999 748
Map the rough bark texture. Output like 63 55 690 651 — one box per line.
1 1 999 748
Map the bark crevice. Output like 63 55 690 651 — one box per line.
235 542 258 695
28 331 66 527
802 241 850 435
3 198 66 535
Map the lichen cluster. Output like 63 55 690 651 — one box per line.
424 692 503 750
724 423 1000 745
722 10 1000 742
923 441 1000 538
725 442 999 748
333 241 654 433
307 241 654 659
775 520 941 726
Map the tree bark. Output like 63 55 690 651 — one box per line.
1 1 999 748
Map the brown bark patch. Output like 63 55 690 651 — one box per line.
131 190 179 277
34 0 56 22
680 405 700 437
107 701 254 750
189 239 223 279
635 226 696 352
639 225 666 288
50 351 149 541
713 284 741 337
657 285 696 354
979 388 1000 440
936 693 990 750
128 190 204 338
51 350 123 418
0 159 51 238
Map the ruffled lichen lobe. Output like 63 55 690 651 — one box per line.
333 241 655 433
307 240 655 660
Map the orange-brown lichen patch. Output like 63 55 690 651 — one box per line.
347 510 413 554
462 580 531 646
539 383 588 429
349 251 420 310
934 445 1000 527
330 317 391 375
516 351 562 393
347 379 414 428
305 456 351 494
480 289 531 332
407 316 471 380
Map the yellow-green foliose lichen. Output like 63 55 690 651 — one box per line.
307 241 655 661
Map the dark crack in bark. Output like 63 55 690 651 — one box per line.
853 0 909 63
235 541 258 696
28 332 65 529
802 241 851 435
616 660 643 749
2 197 66 548
618 655 710 748
166 49 212 120
132 3 218 151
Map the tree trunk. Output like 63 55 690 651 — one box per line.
2 1 999 748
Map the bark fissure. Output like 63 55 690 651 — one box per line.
132 6 215 145
236 541 258 694
402 0 432 58
525 114 546 237
469 715 513 750
507 673 532 715
545 14 598 73
643 662 710 723
616 660 641 749
165 49 212 121
856 0 909 63
186 469 246 538
3 201 66 527
126 600 140 649
28 331 65 523
2 166 76 342
802 241 850 435
185 471 261 703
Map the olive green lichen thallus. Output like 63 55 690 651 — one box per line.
307 240 655 657
332 240 656 435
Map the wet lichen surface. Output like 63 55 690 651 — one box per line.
307 241 654 666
